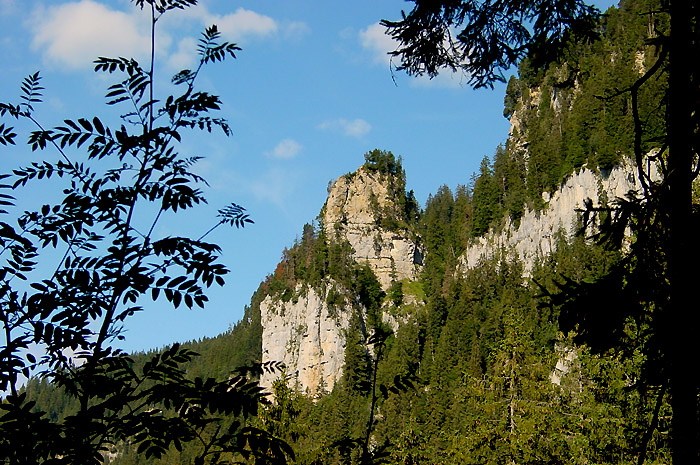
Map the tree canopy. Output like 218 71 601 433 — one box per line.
384 0 699 462
382 0 600 87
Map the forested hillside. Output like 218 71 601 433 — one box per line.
21 0 679 463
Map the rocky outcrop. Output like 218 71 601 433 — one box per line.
260 165 424 394
460 158 648 275
550 343 579 387
322 166 423 290
260 282 351 395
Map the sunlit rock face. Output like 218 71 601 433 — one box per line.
459 158 648 276
260 166 423 394
322 166 423 290
260 283 350 395
260 155 649 395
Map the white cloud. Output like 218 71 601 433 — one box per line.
27 2 307 72
266 139 302 159
168 37 198 70
318 118 371 138
29 1 153 69
359 23 397 66
213 8 278 39
167 6 308 69
250 167 298 207
183 5 278 42
194 8 310 42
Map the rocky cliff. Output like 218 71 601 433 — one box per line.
259 152 653 394
322 166 423 289
460 158 647 275
260 283 350 395
260 162 423 394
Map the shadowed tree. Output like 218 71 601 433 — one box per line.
0 1 290 463
382 0 698 462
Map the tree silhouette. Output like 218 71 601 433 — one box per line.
0 1 289 463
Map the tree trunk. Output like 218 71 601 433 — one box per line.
666 1 698 463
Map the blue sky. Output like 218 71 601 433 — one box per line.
0 0 616 353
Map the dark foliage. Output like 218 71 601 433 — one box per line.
383 0 697 461
382 0 600 87
0 2 286 464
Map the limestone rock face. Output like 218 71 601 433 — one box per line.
260 283 350 394
322 166 423 289
460 159 647 275
260 165 425 394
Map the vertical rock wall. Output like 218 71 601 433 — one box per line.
260 283 350 395
322 166 423 290
260 166 423 394
459 158 650 275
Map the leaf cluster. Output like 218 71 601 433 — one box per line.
382 0 600 87
0 2 288 464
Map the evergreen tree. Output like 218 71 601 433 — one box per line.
259 373 303 449
342 311 372 394
471 156 502 235
383 1 699 461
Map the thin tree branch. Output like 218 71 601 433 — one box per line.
637 384 667 465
